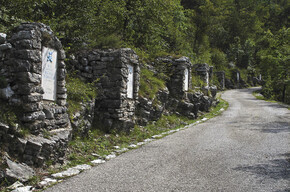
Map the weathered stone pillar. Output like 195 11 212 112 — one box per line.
193 63 210 88
167 56 192 100
214 71 225 90
0 23 71 167
3 23 70 134
73 48 140 132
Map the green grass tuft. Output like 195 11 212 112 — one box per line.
139 69 166 100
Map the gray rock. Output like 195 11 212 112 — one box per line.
0 86 14 99
0 33 7 43
73 164 92 171
0 43 12 51
5 158 35 182
11 186 34 192
38 178 58 188
7 181 24 190
91 159 106 164
51 168 80 178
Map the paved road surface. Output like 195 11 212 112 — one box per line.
46 88 290 192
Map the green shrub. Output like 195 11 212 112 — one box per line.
66 74 98 114
139 69 166 100
191 73 206 88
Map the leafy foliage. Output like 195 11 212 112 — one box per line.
0 0 289 102
66 73 98 114
139 69 166 100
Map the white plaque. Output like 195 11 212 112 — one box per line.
237 72 240 82
184 68 189 91
41 47 57 101
127 65 134 99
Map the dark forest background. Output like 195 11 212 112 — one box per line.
1 0 289 102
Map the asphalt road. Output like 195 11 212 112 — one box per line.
46 88 290 192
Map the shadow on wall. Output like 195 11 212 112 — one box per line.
233 153 290 188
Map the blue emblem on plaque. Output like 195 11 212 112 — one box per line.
47 51 53 63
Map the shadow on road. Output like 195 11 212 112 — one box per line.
233 153 290 182
249 121 290 134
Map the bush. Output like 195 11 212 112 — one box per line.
139 69 166 100
66 74 98 114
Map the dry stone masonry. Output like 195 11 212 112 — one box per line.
215 71 225 90
71 48 140 132
167 56 192 100
0 23 71 168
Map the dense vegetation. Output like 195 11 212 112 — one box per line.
1 0 289 103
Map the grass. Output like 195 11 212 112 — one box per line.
0 95 229 191
252 90 290 110
61 96 229 171
139 69 166 100
66 73 98 117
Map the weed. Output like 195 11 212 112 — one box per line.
139 69 166 100
66 73 98 115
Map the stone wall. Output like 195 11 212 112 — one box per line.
136 57 216 125
166 56 192 100
0 23 71 167
215 71 225 90
70 48 140 132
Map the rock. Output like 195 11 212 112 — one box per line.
0 33 6 43
0 43 12 51
5 158 35 182
129 144 137 148
0 86 14 100
38 178 58 188
51 168 80 178
73 164 91 171
152 135 162 139
7 181 24 190
105 153 116 160
115 148 129 153
11 186 34 192
91 159 106 164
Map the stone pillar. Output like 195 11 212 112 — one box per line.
214 71 225 90
193 63 210 87
2 23 70 134
73 48 140 132
167 56 192 100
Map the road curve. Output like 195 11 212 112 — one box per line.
46 88 290 192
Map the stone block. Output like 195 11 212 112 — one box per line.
17 83 39 95
57 86 67 94
88 53 101 61
11 30 39 41
23 94 42 103
0 43 12 51
5 158 35 182
14 39 41 49
58 61 66 68
59 49 66 60
43 107 54 119
23 102 43 112
81 58 88 65
22 111 46 122
101 56 115 62
57 69 66 80
13 50 41 62
57 93 67 99
57 99 66 106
